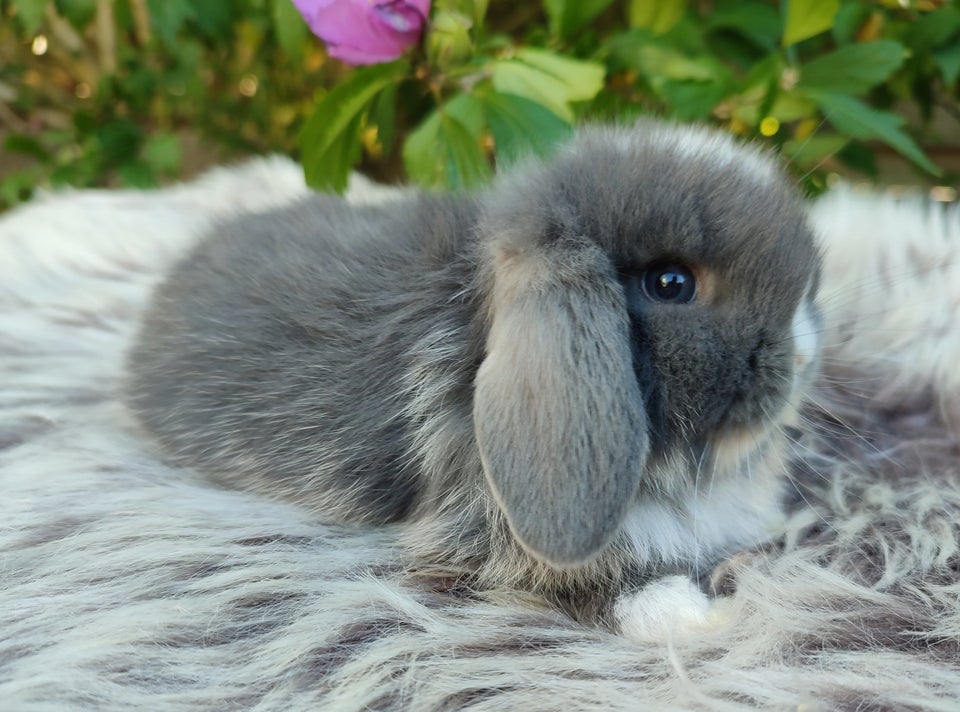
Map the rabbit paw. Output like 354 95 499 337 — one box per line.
613 575 734 644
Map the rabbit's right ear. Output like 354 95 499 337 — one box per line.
473 240 650 568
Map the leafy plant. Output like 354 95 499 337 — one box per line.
1 0 958 212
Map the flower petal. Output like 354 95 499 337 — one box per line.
294 0 430 66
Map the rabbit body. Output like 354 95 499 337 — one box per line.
128 193 482 524
127 123 821 619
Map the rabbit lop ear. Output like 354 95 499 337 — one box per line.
473 239 650 568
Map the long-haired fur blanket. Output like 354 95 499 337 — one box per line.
2 158 959 711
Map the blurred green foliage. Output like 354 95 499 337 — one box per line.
1 0 959 212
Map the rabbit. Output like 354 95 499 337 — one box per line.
125 121 822 632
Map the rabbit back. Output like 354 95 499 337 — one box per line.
126 194 481 524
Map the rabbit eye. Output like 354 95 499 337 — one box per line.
641 263 697 304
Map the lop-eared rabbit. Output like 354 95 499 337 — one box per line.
126 122 821 636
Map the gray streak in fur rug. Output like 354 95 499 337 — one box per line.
1 157 960 710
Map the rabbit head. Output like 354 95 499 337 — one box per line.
470 122 821 569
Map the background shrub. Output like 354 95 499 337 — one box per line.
1 0 958 212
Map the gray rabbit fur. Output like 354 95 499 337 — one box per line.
126 122 821 625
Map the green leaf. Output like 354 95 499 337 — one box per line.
300 61 408 192
54 0 95 29
607 29 730 87
118 160 158 189
190 3 233 39
435 0 487 25
935 42 960 86
368 82 399 156
466 0 489 25
272 0 308 61
804 90 941 175
782 0 839 47
331 112 365 192
768 93 816 122
836 140 878 178
478 91 572 166
629 0 686 36
444 92 486 137
708 3 780 50
741 52 783 92
492 62 574 120
492 49 605 121
141 133 182 177
782 134 848 169
515 48 606 102
544 0 616 38
441 115 492 190
426 10 474 68
908 7 960 50
798 41 906 96
12 0 48 34
50 148 98 187
0 169 39 210
830 2 870 46
96 119 144 163
146 0 195 47
634 45 724 82
4 134 51 162
403 110 491 190
656 81 728 120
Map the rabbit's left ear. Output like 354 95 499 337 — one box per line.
473 240 649 568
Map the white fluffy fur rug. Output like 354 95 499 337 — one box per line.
2 159 959 710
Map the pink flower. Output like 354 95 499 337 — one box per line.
293 0 431 66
